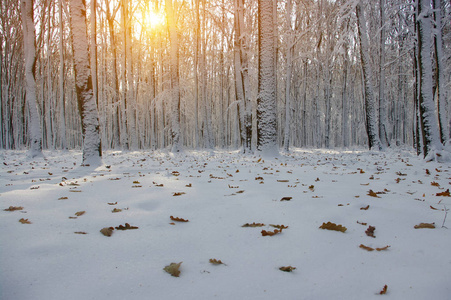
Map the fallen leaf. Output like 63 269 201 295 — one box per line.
360 205 370 210
379 285 388 295
436 189 450 197
112 208 122 213
255 176 264 180
242 222 265 227
164 262 182 277
280 197 292 201
277 180 289 182
261 229 282 236
4 206 24 211
58 197 68 200
376 245 390 251
19 218 31 224
185 183 192 187
309 185 315 191
414 222 435 229
430 205 440 210
74 231 87 234
279 266 296 272
209 259 224 265
100 227 114 236
359 244 374 251
170 216 189 222
357 221 367 226
365 225 376 238
319 222 347 233
367 190 380 198
431 181 440 187
115 223 139 230
269 224 288 229
173 192 186 196
75 211 85 217
133 181 140 184
108 202 118 205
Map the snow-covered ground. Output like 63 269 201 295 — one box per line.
1 148 450 300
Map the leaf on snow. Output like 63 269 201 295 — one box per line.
164 262 182 277
279 266 296 272
19 218 31 224
108 202 118 205
209 259 225 265
319 222 347 233
365 225 376 238
170 216 189 222
357 221 367 226
277 180 289 182
359 244 390 251
431 181 440 187
173 192 186 196
280 197 292 201
270 224 288 229
261 229 282 236
115 223 139 230
75 211 85 217
379 285 388 295
112 208 122 213
436 189 450 197
367 190 380 198
414 222 435 229
100 227 114 236
360 205 370 210
74 231 87 234
242 222 265 227
58 197 68 200
4 206 24 211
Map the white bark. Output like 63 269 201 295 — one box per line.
21 0 42 157
165 0 181 152
70 0 102 165
283 0 293 152
356 1 382 151
257 0 278 155
417 0 442 157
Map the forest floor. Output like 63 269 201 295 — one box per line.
1 148 450 300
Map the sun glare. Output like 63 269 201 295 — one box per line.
144 10 165 29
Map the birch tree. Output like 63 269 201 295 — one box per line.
417 0 442 158
356 1 382 150
21 0 42 157
257 0 278 155
70 0 102 165
165 0 181 152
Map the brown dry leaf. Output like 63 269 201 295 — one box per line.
365 225 376 238
357 221 368 226
261 229 282 236
172 171 180 176
431 181 440 187
436 189 450 197
169 222 175 225
396 171 407 176
58 197 68 200
133 181 140 184
170 216 189 222
360 205 370 210
242 222 265 227
430 205 440 210
426 169 431 175
359 244 374 251
209 259 224 265
279 266 296 272
255 176 264 181
270 224 288 229
185 183 192 187
414 222 435 229
376 245 390 251
236 190 245 194
74 231 87 234
75 211 85 217
280 197 292 201
379 285 388 295
360 169 365 174
19 218 31 224
112 208 122 213
309 185 315 191
4 206 24 211
164 262 182 277
115 223 139 230
277 180 289 183
100 227 114 236
319 222 347 233
173 192 186 196
367 190 380 198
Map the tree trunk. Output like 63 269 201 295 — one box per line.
257 0 278 155
417 0 442 158
21 0 42 157
70 0 102 165
165 0 181 152
378 0 389 147
283 0 293 152
356 1 382 151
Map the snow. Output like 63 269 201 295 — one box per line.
1 148 451 299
